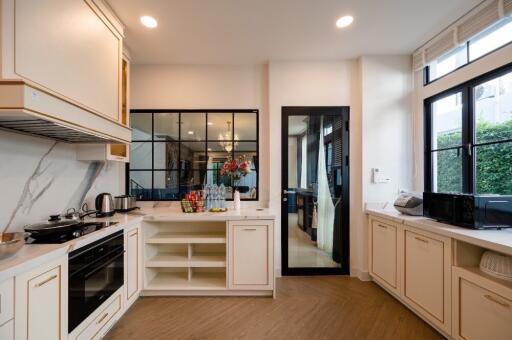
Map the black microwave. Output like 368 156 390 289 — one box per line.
423 192 512 229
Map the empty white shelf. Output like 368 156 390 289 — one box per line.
146 232 226 244
146 272 226 290
146 254 226 268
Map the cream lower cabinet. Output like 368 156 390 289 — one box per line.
368 216 452 336
402 226 452 334
452 267 512 340
125 224 142 309
15 257 68 340
228 220 274 290
368 217 401 296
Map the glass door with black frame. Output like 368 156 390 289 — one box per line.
281 107 349 275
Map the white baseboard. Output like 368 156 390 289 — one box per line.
351 268 371 281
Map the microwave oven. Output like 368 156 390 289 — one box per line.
423 192 512 229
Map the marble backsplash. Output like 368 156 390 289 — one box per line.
0 130 124 233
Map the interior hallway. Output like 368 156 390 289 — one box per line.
288 213 339 268
105 276 442 340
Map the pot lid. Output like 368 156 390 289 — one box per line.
24 219 80 232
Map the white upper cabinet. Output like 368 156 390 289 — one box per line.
14 0 121 121
0 0 130 143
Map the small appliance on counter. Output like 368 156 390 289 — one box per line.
393 192 423 216
114 195 139 213
95 192 115 217
423 192 512 229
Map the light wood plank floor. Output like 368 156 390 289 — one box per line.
105 277 444 340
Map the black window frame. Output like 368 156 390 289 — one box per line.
424 62 512 194
126 109 259 201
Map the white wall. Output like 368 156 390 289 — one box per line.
130 64 270 206
358 55 413 276
361 55 413 201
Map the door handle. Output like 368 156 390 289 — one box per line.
283 190 294 194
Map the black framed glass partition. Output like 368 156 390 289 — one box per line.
127 109 259 201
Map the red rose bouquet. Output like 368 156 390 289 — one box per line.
220 156 252 188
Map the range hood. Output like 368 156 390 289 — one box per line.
0 81 131 144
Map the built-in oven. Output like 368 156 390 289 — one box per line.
68 230 124 333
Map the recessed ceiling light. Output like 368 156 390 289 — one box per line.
336 15 353 28
207 122 213 126
140 15 157 28
187 130 194 135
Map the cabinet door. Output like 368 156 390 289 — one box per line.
459 279 511 340
0 320 14 340
15 257 67 340
370 220 398 291
229 220 273 290
14 0 121 121
125 226 141 309
403 228 451 333
452 267 512 340
0 277 14 326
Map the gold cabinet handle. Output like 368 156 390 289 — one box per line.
414 236 429 244
35 274 58 288
484 294 510 308
377 224 388 230
243 228 257 231
97 312 109 324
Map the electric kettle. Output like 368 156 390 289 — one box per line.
95 193 115 217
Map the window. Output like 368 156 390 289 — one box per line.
428 45 468 82
425 17 512 84
425 65 512 195
127 110 259 201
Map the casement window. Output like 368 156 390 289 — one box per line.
127 110 259 201
425 64 512 195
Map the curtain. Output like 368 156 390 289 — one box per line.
316 117 335 254
300 135 307 189
205 156 214 185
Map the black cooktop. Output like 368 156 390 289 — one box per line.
26 221 119 244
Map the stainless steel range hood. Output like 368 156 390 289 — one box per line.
0 81 131 144
0 118 122 143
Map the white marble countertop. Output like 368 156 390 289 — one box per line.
0 207 275 281
366 207 512 256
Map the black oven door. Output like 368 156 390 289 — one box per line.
69 248 124 333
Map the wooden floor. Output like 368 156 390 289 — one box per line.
105 277 444 340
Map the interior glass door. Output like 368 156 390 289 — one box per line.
282 107 350 275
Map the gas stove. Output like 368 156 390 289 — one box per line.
26 221 119 244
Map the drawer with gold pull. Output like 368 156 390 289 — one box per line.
77 293 121 340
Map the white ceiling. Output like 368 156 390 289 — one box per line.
107 0 482 65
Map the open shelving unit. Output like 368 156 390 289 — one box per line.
143 221 227 291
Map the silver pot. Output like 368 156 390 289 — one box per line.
0 232 25 259
114 195 137 212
